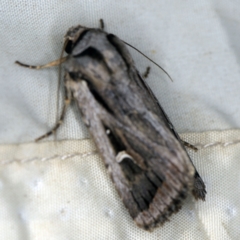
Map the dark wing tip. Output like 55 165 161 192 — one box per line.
192 172 207 201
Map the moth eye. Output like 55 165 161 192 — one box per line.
65 40 73 54
116 151 134 163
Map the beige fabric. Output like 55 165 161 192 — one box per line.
0 130 239 239
1 0 240 239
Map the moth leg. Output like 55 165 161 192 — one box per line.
142 66 151 79
99 19 104 30
182 140 198 151
15 57 67 70
35 80 72 142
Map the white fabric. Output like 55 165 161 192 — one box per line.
0 0 240 239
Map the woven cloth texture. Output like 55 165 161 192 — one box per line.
0 1 240 239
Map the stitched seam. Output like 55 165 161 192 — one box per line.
194 139 240 149
2 139 240 165
1 150 97 165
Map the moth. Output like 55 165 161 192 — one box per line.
16 20 206 230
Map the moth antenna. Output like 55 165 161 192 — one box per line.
122 40 173 82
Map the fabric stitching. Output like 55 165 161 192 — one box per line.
195 139 240 148
1 150 97 165
1 139 240 165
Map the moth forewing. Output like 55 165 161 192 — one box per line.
16 22 206 231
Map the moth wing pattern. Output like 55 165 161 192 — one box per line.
107 33 206 201
69 78 194 230
130 62 206 201
64 27 206 230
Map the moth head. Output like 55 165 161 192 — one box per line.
64 25 88 54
